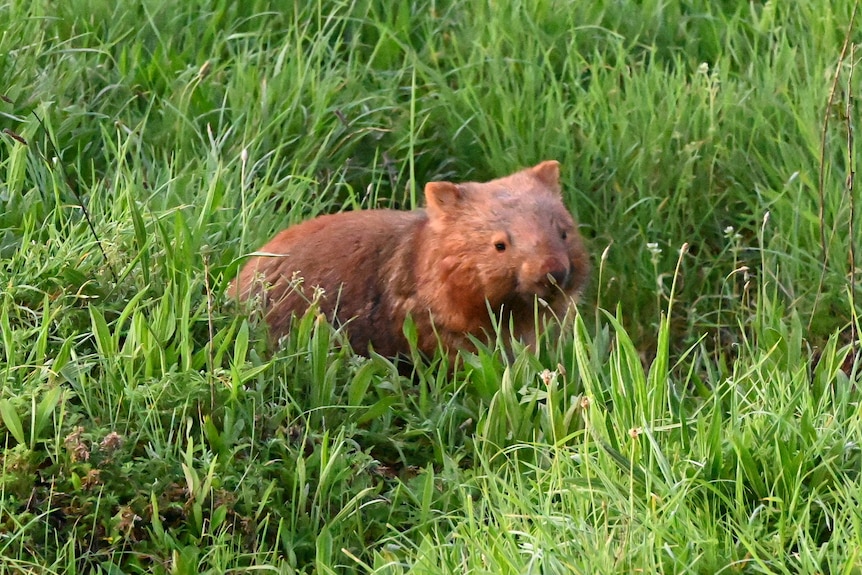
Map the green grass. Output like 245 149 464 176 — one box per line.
1 0 861 572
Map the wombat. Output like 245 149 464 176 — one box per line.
233 161 589 359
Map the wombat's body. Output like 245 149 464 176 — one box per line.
233 161 589 358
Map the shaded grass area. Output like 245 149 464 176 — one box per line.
1 0 861 572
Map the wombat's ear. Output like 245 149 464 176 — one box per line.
529 160 561 192
424 181 463 218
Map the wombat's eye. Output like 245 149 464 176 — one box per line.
560 230 568 240
494 241 507 252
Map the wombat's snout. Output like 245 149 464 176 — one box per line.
538 252 569 283
547 267 570 288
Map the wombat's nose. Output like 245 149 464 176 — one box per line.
547 268 569 287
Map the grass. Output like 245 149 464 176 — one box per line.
1 0 861 572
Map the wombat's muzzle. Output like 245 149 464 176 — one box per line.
547 268 571 289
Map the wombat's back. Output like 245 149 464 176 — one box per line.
233 209 426 356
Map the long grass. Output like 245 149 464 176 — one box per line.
1 0 860 573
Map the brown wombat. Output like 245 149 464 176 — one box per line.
233 161 589 359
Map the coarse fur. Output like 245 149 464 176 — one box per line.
233 161 590 359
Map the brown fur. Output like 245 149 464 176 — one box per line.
233 161 590 358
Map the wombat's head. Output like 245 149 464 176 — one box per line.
424 161 589 310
